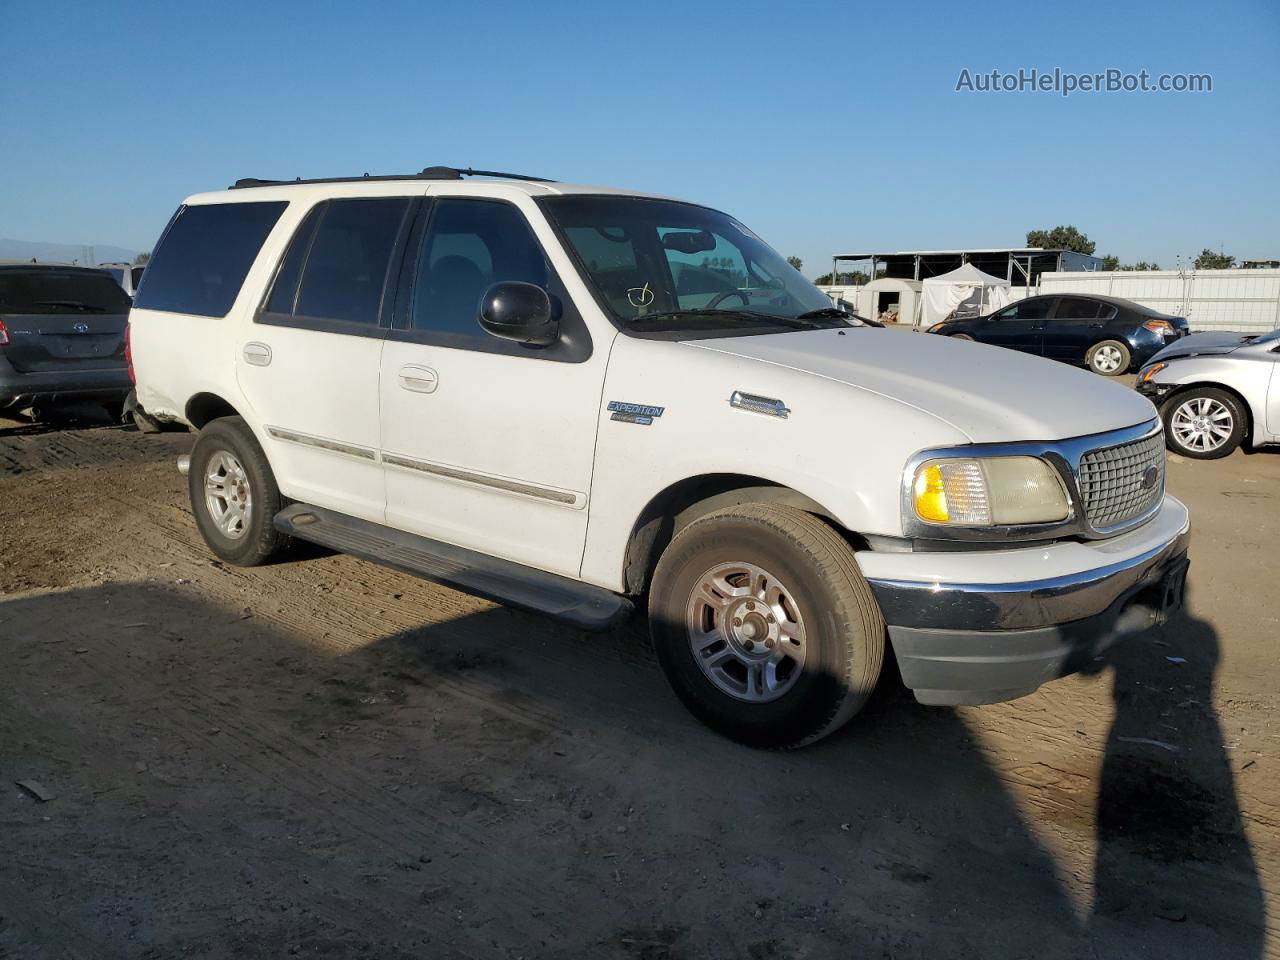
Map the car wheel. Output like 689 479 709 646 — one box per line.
949 333 975 341
648 504 885 749
189 416 291 565
1086 340 1131 376
1163 388 1246 459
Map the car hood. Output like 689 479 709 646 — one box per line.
1149 331 1254 363
686 328 1156 443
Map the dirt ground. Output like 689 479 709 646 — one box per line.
0 406 1276 959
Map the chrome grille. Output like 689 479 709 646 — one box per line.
1078 431 1166 530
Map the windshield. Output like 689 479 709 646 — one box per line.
541 196 844 332
0 270 133 315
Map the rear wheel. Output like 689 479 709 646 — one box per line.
649 504 885 749
1086 339 1131 376
1163 387 1246 459
189 417 291 565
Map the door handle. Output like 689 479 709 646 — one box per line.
243 342 272 366
398 364 438 393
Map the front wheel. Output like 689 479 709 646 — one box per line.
1163 388 1246 459
648 504 885 749
949 332 975 341
1086 339 1131 376
189 417 292 565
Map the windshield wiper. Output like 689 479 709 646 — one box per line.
33 300 110 313
794 307 855 323
629 309 817 330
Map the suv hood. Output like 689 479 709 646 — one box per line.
1149 331 1253 363
686 328 1156 443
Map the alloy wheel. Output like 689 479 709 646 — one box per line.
204 450 253 540
685 561 807 702
1170 397 1233 453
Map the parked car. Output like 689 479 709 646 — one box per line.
1136 328 1280 458
97 261 146 298
927 293 1189 376
130 167 1189 748
0 263 133 416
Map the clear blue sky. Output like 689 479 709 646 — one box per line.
2 0 1276 275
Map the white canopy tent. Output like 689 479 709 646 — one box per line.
920 263 1012 328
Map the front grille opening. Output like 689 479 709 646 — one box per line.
1078 432 1166 530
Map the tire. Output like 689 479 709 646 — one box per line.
1162 387 1246 459
188 417 291 565
648 504 885 749
949 333 975 341
1086 339 1131 376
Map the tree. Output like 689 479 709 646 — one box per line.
786 256 802 271
134 252 150 265
1101 254 1120 271
813 270 870 286
1025 225 1096 256
1193 248 1233 269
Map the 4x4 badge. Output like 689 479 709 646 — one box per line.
608 401 664 426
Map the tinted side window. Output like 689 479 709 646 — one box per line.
292 199 410 326
412 199 550 338
265 203 325 315
1055 297 1103 319
995 299 1053 321
134 202 287 317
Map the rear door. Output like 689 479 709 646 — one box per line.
980 297 1054 354
236 196 414 523
1042 296 1111 360
0 269 131 373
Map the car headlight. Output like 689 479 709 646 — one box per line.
926 323 947 334
911 456 1070 526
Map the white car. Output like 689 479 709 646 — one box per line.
128 167 1191 747
97 261 146 298
1136 329 1280 458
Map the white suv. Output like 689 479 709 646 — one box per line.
129 167 1191 748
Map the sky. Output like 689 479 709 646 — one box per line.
1 0 1277 277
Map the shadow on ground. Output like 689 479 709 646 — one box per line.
0 581 1265 958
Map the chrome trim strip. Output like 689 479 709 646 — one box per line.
266 426 377 461
899 419 1163 543
382 453 580 506
730 390 790 419
868 525 1190 631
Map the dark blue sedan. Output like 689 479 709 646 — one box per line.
926 293 1190 376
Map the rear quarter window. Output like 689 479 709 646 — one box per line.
134 201 287 317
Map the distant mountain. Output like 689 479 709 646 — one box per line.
0 238 141 266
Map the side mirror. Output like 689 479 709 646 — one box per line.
479 281 558 347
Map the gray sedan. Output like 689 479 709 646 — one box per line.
1136 328 1280 458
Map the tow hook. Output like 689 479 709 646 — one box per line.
177 455 190 477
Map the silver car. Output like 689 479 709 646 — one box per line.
1136 328 1280 458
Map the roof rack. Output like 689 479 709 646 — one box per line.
229 166 556 190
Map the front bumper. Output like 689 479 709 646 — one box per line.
859 496 1191 705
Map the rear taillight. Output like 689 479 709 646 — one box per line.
0 318 9 347
1142 318 1175 335
124 322 135 383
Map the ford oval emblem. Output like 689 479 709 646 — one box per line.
73 322 90 334
1140 466 1159 490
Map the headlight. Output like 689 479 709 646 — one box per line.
911 456 1070 526
927 323 947 334
1139 362 1167 383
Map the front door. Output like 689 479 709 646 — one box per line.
236 196 412 523
378 196 608 578
981 297 1054 354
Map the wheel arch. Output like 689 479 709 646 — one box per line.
620 473 861 596
186 392 245 430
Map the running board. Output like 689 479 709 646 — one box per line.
274 504 632 631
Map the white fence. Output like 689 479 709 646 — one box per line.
1037 269 1280 333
